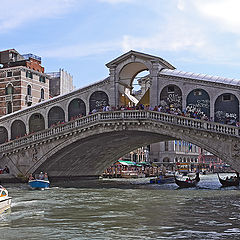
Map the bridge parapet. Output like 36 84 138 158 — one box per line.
0 110 239 154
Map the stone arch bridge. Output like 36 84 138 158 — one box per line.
0 110 240 179
0 50 240 179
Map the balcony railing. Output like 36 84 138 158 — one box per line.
0 110 239 153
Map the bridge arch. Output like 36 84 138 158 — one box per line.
160 84 182 111
25 115 239 177
11 120 26 140
0 127 8 144
68 98 86 121
186 89 210 118
48 106 65 127
89 91 109 112
214 93 239 124
29 113 45 133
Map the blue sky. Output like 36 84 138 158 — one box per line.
1 0 240 88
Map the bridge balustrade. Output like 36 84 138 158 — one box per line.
0 110 239 153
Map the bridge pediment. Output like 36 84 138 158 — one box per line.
106 50 175 70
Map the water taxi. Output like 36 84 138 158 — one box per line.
0 186 12 213
28 172 50 189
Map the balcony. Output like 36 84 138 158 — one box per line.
26 95 33 103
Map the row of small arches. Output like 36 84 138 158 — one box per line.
0 91 109 143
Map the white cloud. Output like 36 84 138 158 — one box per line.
121 19 206 54
0 0 77 32
191 0 240 34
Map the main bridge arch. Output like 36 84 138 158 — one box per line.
1 111 239 178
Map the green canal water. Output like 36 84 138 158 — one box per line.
1 174 240 240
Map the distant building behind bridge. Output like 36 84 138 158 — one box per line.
0 49 73 117
47 69 74 98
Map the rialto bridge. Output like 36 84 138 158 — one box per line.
0 51 240 179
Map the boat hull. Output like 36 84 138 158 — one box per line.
0 197 12 213
28 180 50 189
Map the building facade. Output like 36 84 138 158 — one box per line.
0 49 50 117
47 69 74 98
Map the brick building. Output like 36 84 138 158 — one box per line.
0 49 50 116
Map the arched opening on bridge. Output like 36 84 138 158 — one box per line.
11 120 26 140
160 85 182 111
118 62 150 107
214 93 239 124
186 89 210 118
68 98 86 121
29 113 45 133
89 91 109 112
0 127 8 144
48 106 65 127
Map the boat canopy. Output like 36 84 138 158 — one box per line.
117 160 136 166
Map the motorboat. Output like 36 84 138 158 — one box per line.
28 173 50 189
0 186 12 213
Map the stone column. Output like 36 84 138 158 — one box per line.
109 66 118 107
149 61 160 108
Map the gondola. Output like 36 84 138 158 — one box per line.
174 172 200 188
217 172 239 187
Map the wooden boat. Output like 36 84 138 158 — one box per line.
174 172 200 188
0 186 11 213
217 172 239 187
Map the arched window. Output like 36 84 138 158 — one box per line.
186 89 210 118
89 91 109 112
0 127 8 144
11 120 26 140
5 84 14 95
27 85 32 96
7 102 12 114
41 89 44 100
48 106 65 127
29 113 45 133
68 98 86 121
160 85 182 111
214 93 239 124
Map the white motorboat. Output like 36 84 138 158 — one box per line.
0 186 12 213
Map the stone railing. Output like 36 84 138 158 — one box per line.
0 110 239 153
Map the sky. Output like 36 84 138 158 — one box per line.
1 0 240 88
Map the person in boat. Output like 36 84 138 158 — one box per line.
39 172 44 180
44 173 48 180
29 174 34 180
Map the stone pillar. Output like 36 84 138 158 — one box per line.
150 61 160 108
109 66 118 107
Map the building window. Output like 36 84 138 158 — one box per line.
7 72 12 77
26 71 33 79
5 85 14 95
27 85 32 96
41 89 44 99
39 76 46 83
7 102 12 114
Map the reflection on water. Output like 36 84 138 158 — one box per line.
1 174 240 240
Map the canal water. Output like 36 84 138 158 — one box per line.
1 174 240 240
